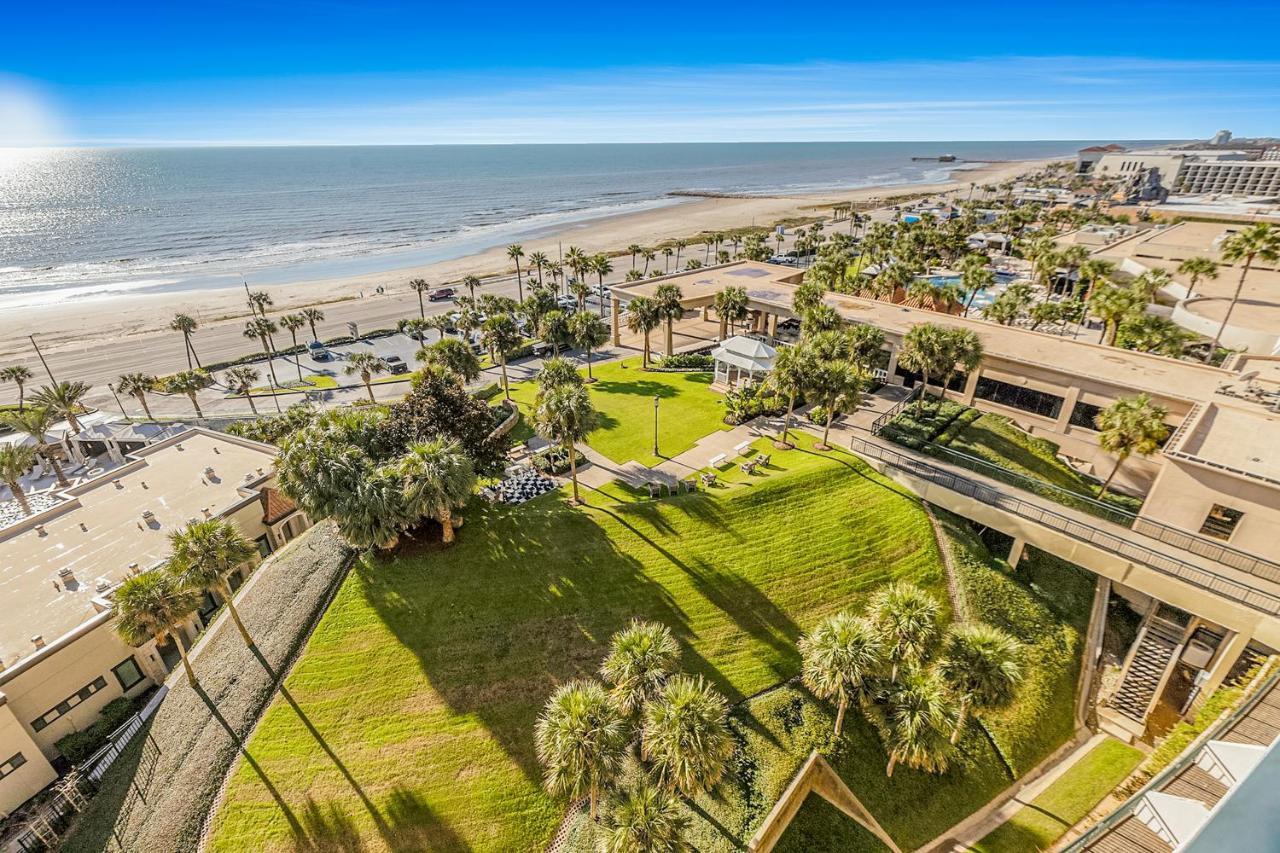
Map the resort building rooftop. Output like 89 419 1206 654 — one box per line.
0 430 279 670
1165 403 1280 486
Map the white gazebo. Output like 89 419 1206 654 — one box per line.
711 335 778 388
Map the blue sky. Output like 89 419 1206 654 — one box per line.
4 0 1279 145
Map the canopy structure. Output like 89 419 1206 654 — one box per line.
711 335 777 388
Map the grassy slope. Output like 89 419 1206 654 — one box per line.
972 738 1143 853
209 437 943 852
506 357 732 466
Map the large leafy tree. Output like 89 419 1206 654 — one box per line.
938 623 1023 743
117 373 158 420
416 338 481 385
0 444 36 515
599 620 681 717
0 406 69 486
397 438 476 545
801 612 884 736
31 381 91 433
1210 223 1280 359
1095 394 1168 498
114 571 205 687
603 782 691 853
533 382 597 504
278 408 388 524
535 680 629 821
569 311 609 383
869 581 940 682
167 519 259 647
541 309 573 357
382 369 510 475
960 254 995 317
642 675 734 798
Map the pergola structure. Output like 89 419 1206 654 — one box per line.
711 335 777 388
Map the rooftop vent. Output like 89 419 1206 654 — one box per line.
201 507 212 518
176 443 184 451
57 567 73 578
35 524 47 536
96 578 110 593
31 635 45 649
141 510 155 521
212 446 221 454
79 522 88 532
127 562 139 573
113 478 123 489
204 466 215 477
140 480 148 489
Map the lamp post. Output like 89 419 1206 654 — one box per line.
107 383 131 422
653 395 660 457
29 334 58 385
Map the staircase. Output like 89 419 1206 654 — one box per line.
1112 617 1185 722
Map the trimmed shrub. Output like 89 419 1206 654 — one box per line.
531 445 585 476
657 353 715 371
472 382 502 402
806 405 828 425
56 696 139 765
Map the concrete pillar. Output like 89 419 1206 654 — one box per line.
610 296 621 346
701 305 711 321
1055 385 1082 434
1195 630 1251 701
767 313 778 337
885 344 901 386
960 368 980 406
1007 537 1027 568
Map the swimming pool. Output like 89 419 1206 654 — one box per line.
925 274 997 310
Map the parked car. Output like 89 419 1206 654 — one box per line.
307 340 331 361
555 295 578 311
428 287 456 302
531 340 556 358
385 355 410 375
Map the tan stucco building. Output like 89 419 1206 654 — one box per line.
0 428 309 817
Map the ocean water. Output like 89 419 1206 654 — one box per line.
0 141 1099 310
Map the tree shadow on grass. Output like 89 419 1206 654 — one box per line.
592 379 685 399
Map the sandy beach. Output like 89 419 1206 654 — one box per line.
4 159 1048 361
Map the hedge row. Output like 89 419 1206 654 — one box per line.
55 696 139 765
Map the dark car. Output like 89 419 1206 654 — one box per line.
428 287 456 302
307 340 332 361
385 355 410 375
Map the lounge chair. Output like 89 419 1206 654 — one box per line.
700 472 718 487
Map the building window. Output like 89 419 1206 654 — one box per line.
254 534 273 559
973 377 1064 419
1200 505 1244 541
112 656 146 691
0 753 27 780
1069 401 1105 430
30 676 109 732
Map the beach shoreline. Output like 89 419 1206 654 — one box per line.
4 158 1051 359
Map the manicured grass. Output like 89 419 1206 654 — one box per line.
506 357 732 466
244 374 340 396
971 738 1143 853
209 440 944 852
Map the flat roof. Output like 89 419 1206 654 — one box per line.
0 430 279 668
1168 404 1280 486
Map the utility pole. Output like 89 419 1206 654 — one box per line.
107 383 131 421
29 335 58 385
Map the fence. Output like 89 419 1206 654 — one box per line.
847 434 1280 618
8 688 166 853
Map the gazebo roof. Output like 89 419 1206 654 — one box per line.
712 335 778 372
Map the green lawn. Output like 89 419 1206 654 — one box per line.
243 374 339 396
208 438 945 852
506 357 732 466
971 738 1143 853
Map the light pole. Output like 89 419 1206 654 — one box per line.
29 335 58 385
107 383 131 422
653 395 660 457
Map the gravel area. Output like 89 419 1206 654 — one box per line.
0 492 65 528
58 522 354 853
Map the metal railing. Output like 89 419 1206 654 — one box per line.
868 385 923 434
847 434 1280 618
870 404 1280 584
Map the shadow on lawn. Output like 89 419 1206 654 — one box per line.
295 789 471 853
592 378 686 398
359 497 731 794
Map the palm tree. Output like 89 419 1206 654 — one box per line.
417 338 481 384
529 250 550 288
938 328 983 397
625 296 661 368
223 366 261 415
165 370 211 418
507 244 526 302
642 675 734 798
167 519 258 645
31 381 92 433
662 247 674 272
1 407 68 486
960 254 994 317
301 307 326 341
541 310 572 357
537 356 584 392
1 365 35 410
397 438 477 545
117 373 158 420
713 286 749 339
628 244 644 270
603 782 691 853
938 623 1022 743
869 581 940 682
592 254 614 317
1095 394 1169 498
462 274 482 301
569 312 609 383
1210 224 1280 360
400 317 430 349
600 620 680 716
247 290 273 317
641 249 657 275
279 313 307 380
1090 285 1143 346
674 239 687 270
481 314 524 400
170 313 202 369
769 344 813 448
114 571 204 687
653 284 683 359
535 680 628 821
1177 257 1218 299
879 668 957 777
1075 258 1116 303
793 280 826 316
533 383 597 504
408 278 431 319
0 444 36 515
565 245 589 291
800 612 884 737
899 324 948 414
809 359 863 450
243 318 282 386
570 280 592 313
344 352 388 403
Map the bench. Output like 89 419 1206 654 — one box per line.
733 441 753 456
708 453 728 468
